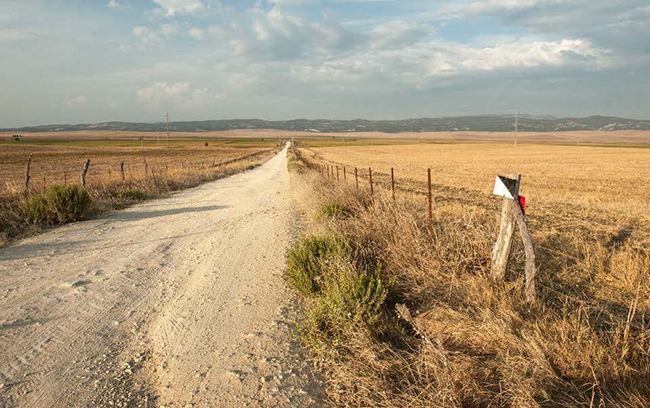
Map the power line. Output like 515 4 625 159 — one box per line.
165 109 171 148
514 109 519 147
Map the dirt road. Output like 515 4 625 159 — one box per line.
0 146 321 407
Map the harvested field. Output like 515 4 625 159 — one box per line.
0 140 278 245
306 143 650 241
0 143 274 196
287 142 650 407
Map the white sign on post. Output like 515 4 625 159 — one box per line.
493 175 518 199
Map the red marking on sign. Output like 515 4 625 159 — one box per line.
518 196 526 214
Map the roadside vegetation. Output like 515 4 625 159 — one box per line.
0 143 278 246
286 146 650 407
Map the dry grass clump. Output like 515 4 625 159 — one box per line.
26 184 91 224
288 151 650 407
0 146 276 246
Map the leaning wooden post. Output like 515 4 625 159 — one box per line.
119 161 125 181
513 202 537 301
80 159 91 187
355 167 359 189
427 168 432 223
391 167 395 200
490 174 537 301
336 166 339 181
491 174 521 281
24 153 33 193
369 167 374 195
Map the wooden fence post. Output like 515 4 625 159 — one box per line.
63 171 67 186
369 167 374 195
490 174 537 301
24 153 33 192
80 159 91 187
491 175 521 281
514 203 537 301
343 166 346 181
355 167 359 189
336 166 339 181
391 167 395 200
427 168 432 223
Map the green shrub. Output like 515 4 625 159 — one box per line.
310 264 388 336
285 234 349 296
318 201 350 219
25 194 49 225
26 184 91 225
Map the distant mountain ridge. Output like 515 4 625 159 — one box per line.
4 115 650 133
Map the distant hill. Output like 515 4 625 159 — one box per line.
4 115 650 134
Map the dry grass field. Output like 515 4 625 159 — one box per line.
0 142 275 196
0 139 278 245
287 142 650 407
307 143 650 242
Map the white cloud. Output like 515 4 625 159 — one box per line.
288 37 606 90
136 82 219 111
132 24 178 45
106 0 119 8
369 20 431 49
428 0 563 19
153 0 204 16
267 0 315 5
189 28 204 40
227 6 363 61
137 82 189 103
66 96 87 107
160 24 178 36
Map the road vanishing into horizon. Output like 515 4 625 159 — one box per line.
0 146 322 407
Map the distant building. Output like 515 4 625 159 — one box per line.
12 134 21 141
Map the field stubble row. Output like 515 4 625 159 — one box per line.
0 143 277 245
287 143 650 406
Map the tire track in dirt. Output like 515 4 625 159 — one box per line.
0 146 321 407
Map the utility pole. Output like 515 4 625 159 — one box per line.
514 109 519 147
165 109 171 148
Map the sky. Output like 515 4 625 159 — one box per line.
0 0 649 127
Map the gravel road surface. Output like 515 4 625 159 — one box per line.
0 146 321 407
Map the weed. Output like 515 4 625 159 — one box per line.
26 184 91 225
285 234 349 296
289 152 650 407
112 189 147 201
318 201 350 219
310 263 388 335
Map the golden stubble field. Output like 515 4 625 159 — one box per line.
0 140 277 245
307 143 650 243
0 143 272 197
291 142 650 407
